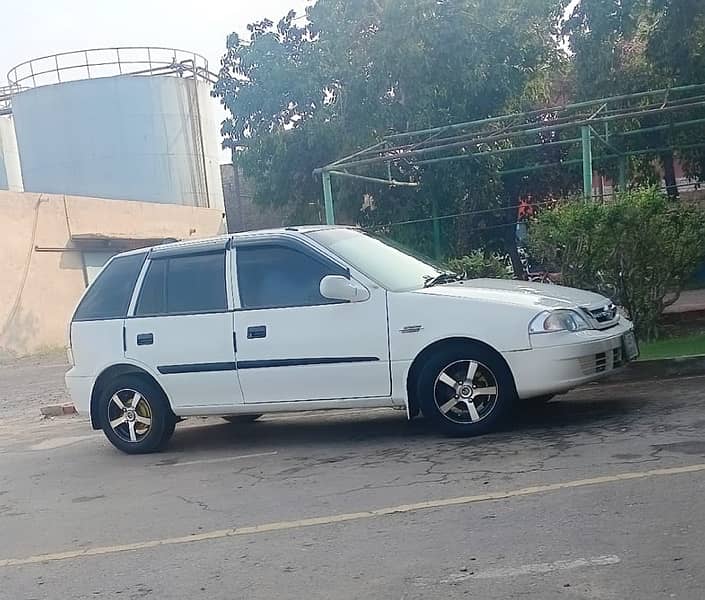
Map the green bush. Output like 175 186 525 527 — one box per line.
529 188 705 341
446 251 512 280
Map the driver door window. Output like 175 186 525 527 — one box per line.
236 244 346 309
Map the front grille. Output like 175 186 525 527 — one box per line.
595 352 607 372
589 304 617 323
579 351 614 375
583 303 620 329
613 347 623 368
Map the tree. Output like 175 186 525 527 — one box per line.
214 0 571 260
563 0 705 196
646 0 705 182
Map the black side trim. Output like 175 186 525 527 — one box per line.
158 362 237 374
236 357 379 369
157 356 379 374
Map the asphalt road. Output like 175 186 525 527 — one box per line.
1 358 705 599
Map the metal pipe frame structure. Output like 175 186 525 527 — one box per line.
7 47 215 89
314 83 705 229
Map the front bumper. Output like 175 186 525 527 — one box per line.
504 321 636 399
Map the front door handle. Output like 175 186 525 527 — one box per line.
136 333 154 346
247 325 267 339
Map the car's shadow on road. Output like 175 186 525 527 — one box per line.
162 388 657 456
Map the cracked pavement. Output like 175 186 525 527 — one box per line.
1 357 705 598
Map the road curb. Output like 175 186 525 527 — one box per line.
602 354 705 385
40 403 77 417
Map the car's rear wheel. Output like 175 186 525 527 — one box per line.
418 343 515 436
223 414 262 424
99 375 176 454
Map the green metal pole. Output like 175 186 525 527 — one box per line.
322 171 335 225
581 126 593 200
431 197 441 260
618 157 627 192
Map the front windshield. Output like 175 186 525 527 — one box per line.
306 228 445 292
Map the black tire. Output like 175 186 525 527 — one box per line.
417 342 516 436
98 374 176 454
223 414 262 424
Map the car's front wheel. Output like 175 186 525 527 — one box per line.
98 375 176 454
418 343 515 436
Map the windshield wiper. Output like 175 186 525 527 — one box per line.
423 272 463 288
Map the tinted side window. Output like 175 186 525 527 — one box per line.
73 253 146 321
135 259 166 316
237 244 345 309
166 252 227 314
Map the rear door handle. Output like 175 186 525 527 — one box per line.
247 325 267 339
136 333 154 346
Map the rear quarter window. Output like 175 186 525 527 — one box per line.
72 253 147 321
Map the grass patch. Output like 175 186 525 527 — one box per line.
638 334 705 360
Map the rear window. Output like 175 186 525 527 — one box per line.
134 252 227 316
72 253 146 322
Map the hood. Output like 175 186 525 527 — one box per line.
413 278 611 311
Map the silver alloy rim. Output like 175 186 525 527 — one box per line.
433 360 499 425
107 388 153 443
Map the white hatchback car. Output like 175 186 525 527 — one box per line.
65 226 638 454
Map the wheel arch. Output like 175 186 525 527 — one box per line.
405 337 516 418
89 363 168 430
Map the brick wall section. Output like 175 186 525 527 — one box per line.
220 163 288 233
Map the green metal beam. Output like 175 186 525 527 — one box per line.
328 170 419 187
581 126 593 199
327 99 705 172
382 83 705 141
414 137 580 167
431 197 441 259
322 171 334 225
618 157 627 192
497 141 705 177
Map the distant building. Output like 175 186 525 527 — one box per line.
221 161 288 232
0 47 227 357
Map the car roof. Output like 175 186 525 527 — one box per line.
113 225 354 258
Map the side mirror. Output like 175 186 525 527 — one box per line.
320 275 370 302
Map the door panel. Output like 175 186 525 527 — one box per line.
125 249 243 410
232 239 390 404
235 294 390 403
125 313 241 409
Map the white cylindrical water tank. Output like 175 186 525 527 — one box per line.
8 48 223 211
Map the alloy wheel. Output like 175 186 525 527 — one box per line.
107 388 153 443
433 360 499 424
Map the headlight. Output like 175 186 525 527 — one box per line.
529 309 590 334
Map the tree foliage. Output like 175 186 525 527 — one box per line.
563 0 705 189
529 188 705 340
214 0 705 263
214 0 571 257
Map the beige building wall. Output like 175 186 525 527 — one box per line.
0 191 225 357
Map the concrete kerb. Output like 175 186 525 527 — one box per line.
40 403 77 417
600 354 705 385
